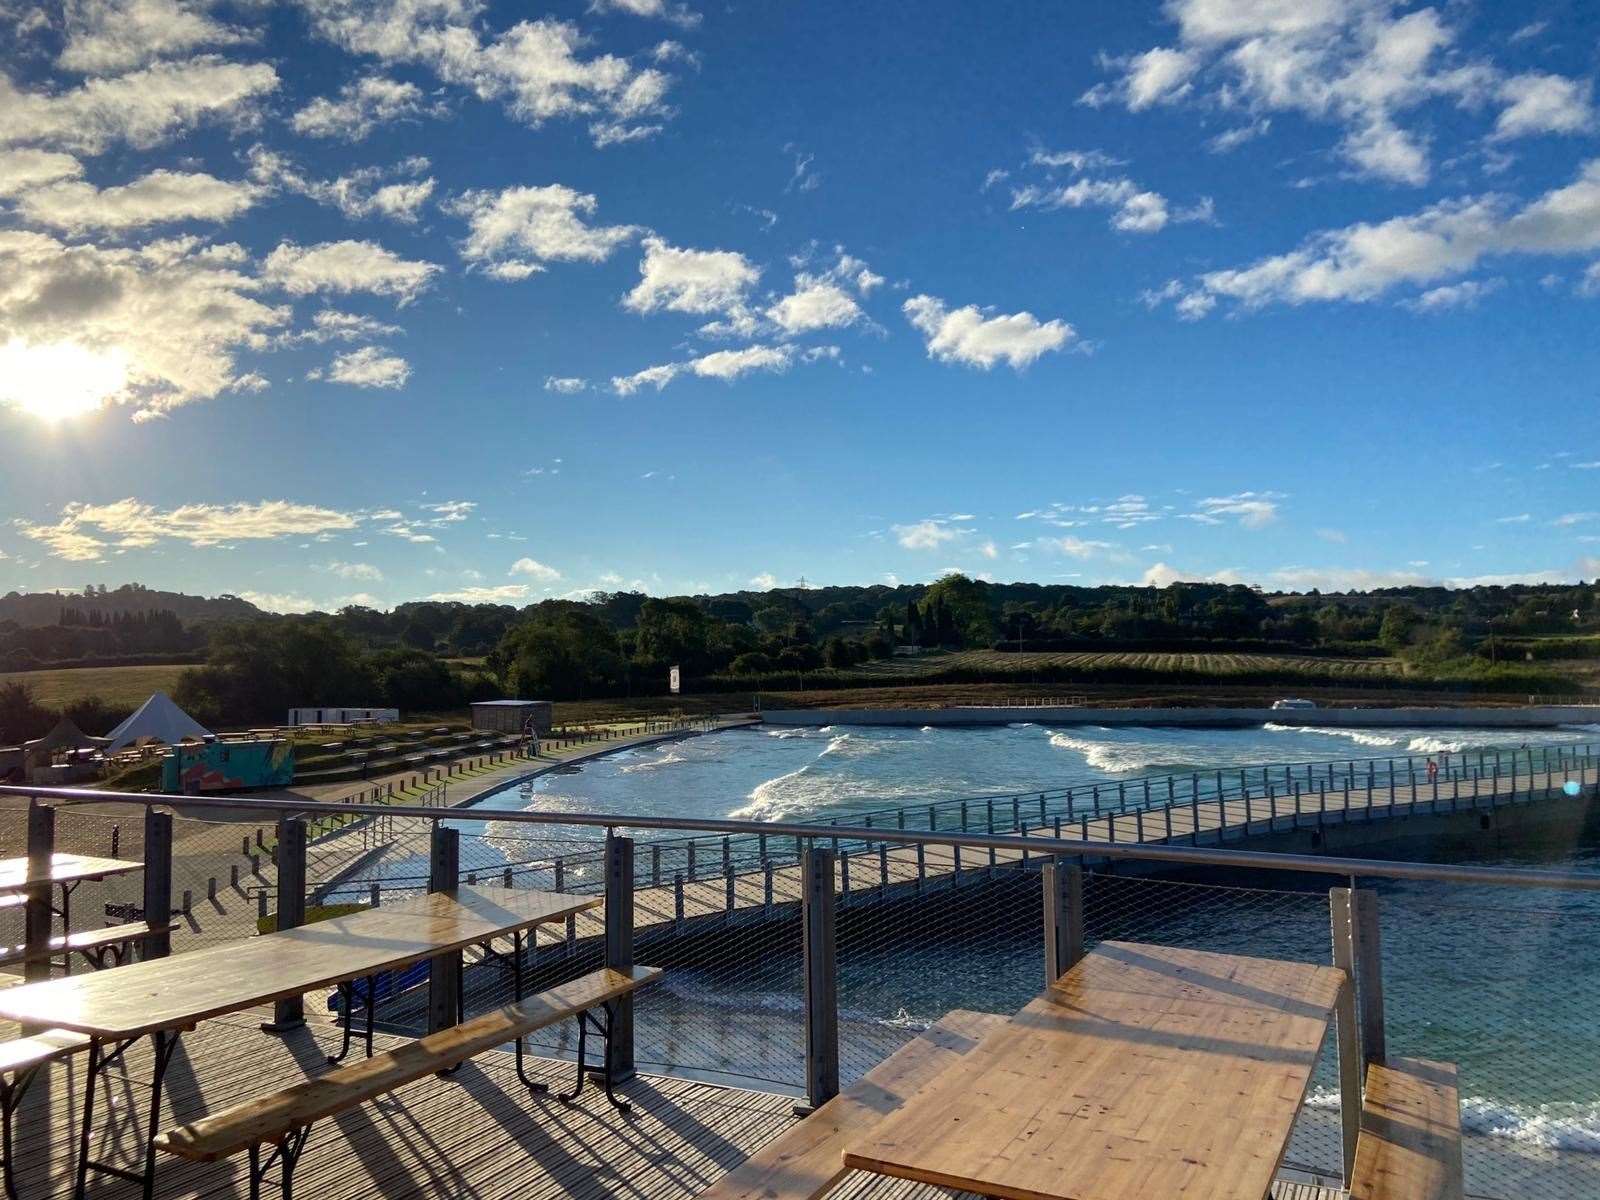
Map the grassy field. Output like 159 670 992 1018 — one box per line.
0 663 188 708
849 649 1406 681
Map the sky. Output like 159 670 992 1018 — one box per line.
1 0 1599 613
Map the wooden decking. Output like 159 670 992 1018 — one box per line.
2 1005 1341 1199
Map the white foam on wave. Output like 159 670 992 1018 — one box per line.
765 728 810 739
1047 731 1157 774
1408 736 1466 754
1007 722 1037 730
730 766 815 822
820 732 887 758
1263 722 1400 748
616 751 687 773
1306 1088 1600 1154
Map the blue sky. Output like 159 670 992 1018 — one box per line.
2 0 1598 612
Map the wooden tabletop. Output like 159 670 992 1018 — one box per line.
845 941 1346 1200
0 885 600 1039
0 853 144 893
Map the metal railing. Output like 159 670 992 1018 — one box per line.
5 782 1600 1198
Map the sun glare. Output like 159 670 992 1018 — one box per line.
0 340 130 422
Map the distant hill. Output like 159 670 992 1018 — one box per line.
0 584 263 628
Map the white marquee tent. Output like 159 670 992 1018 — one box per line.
103 691 212 754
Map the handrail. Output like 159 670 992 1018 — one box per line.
6 784 1600 891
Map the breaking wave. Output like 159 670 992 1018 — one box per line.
1264 723 1401 748
1407 736 1466 754
1047 731 1175 774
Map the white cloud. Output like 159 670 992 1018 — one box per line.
1207 118 1271 153
903 294 1073 370
236 590 321 614
262 239 439 303
587 0 699 28
446 184 639 278
291 75 433 140
1005 148 1209 235
1496 513 1532 524
0 148 83 197
1083 46 1198 110
1052 536 1117 559
1492 73 1594 141
1156 159 1600 316
322 560 383 580
58 0 254 74
1191 492 1281 528
316 345 410 388
248 147 435 223
623 236 759 319
894 520 962 551
296 6 676 148
425 584 530 604
15 169 259 233
611 343 802 394
508 556 561 582
0 230 287 419
291 308 402 344
1402 278 1503 313
1081 0 1592 185
766 280 861 335
19 497 358 561
0 56 278 154
544 376 587 394
748 572 778 590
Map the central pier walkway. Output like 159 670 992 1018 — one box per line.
317 743 1600 950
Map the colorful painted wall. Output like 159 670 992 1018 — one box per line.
161 740 295 793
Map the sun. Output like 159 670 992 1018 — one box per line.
0 340 130 422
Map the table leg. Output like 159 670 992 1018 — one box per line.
73 1030 181 1200
327 979 379 1065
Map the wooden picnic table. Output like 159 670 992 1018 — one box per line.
845 941 1348 1200
0 853 143 896
0 884 600 1199
0 853 144 942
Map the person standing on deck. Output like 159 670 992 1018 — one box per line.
1427 758 1438 784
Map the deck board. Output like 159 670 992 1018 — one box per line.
3 1005 1346 1200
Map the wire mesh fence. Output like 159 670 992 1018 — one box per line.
4 786 1600 1200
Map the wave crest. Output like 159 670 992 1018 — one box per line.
1264 722 1400 748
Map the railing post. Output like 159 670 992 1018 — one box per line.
23 801 54 986
427 825 461 1034
1043 861 1084 985
265 815 307 1030
800 847 839 1112
1351 888 1387 1067
605 833 636 1081
1329 888 1363 1187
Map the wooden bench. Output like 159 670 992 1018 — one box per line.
155 965 661 1198
697 1008 1005 1200
0 921 178 971
0 1029 92 1199
1350 1058 1463 1200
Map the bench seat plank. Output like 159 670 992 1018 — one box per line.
155 965 660 1162
0 1029 91 1076
0 921 177 968
698 1009 1005 1200
1350 1058 1463 1200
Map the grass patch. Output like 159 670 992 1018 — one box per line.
0 663 189 708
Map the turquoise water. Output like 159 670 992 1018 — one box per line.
451 720 1600 1165
476 719 1597 828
